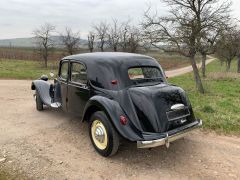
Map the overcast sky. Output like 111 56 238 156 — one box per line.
0 0 240 39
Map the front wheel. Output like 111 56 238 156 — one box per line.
35 91 43 111
89 111 119 157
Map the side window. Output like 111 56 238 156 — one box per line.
60 62 68 80
71 63 87 85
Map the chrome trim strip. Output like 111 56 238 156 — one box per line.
171 104 185 110
166 108 190 121
137 120 202 149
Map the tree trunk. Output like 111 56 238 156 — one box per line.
43 53 48 68
43 46 48 68
44 57 47 68
237 54 240 73
226 60 231 72
100 42 104 52
190 56 205 94
220 60 223 66
201 53 207 78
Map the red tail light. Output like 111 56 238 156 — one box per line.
111 80 118 85
120 115 127 125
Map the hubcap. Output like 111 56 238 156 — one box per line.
91 120 108 150
95 126 105 143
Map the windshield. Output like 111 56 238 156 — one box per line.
128 66 164 85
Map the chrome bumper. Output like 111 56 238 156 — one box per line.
137 119 202 148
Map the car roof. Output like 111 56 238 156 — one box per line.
62 52 157 66
62 52 163 90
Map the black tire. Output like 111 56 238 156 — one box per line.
36 91 43 111
89 111 119 157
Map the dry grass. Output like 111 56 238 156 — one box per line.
0 47 200 70
144 50 201 70
208 72 240 80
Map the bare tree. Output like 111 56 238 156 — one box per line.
143 0 232 93
119 22 142 53
88 32 95 53
120 21 131 52
198 29 221 77
196 1 231 77
128 27 142 53
60 27 80 55
93 22 108 52
216 27 240 71
108 19 121 52
33 23 55 68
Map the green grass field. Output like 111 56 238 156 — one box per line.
0 59 58 79
169 60 240 135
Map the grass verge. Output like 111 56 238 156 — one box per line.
169 59 240 135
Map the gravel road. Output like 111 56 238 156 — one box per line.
0 65 240 179
165 57 215 77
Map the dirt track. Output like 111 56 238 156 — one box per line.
165 57 215 77
0 79 240 179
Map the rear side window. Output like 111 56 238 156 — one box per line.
128 67 162 80
71 62 87 84
60 62 68 80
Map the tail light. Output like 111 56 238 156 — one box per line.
120 115 127 125
111 80 118 85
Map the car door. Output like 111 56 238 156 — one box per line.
67 61 90 116
58 60 69 112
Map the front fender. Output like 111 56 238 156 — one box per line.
82 96 143 141
31 80 52 106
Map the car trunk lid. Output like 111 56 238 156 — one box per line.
127 84 189 133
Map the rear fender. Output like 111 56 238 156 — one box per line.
82 96 142 141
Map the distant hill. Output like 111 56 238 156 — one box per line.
0 36 88 48
0 37 35 47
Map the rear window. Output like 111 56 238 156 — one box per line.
128 67 162 80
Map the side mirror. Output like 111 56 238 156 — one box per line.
50 72 55 78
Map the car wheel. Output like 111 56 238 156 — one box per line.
36 91 43 111
89 111 119 157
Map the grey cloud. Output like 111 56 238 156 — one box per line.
0 0 239 39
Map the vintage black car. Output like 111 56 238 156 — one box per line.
31 52 202 157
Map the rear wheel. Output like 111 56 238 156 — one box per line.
36 91 43 111
89 111 119 157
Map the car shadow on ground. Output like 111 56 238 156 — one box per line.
114 138 196 167
39 107 200 173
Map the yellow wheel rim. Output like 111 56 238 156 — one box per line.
91 120 108 150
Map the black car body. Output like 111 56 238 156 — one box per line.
31 52 202 156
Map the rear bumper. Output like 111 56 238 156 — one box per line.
137 119 202 148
